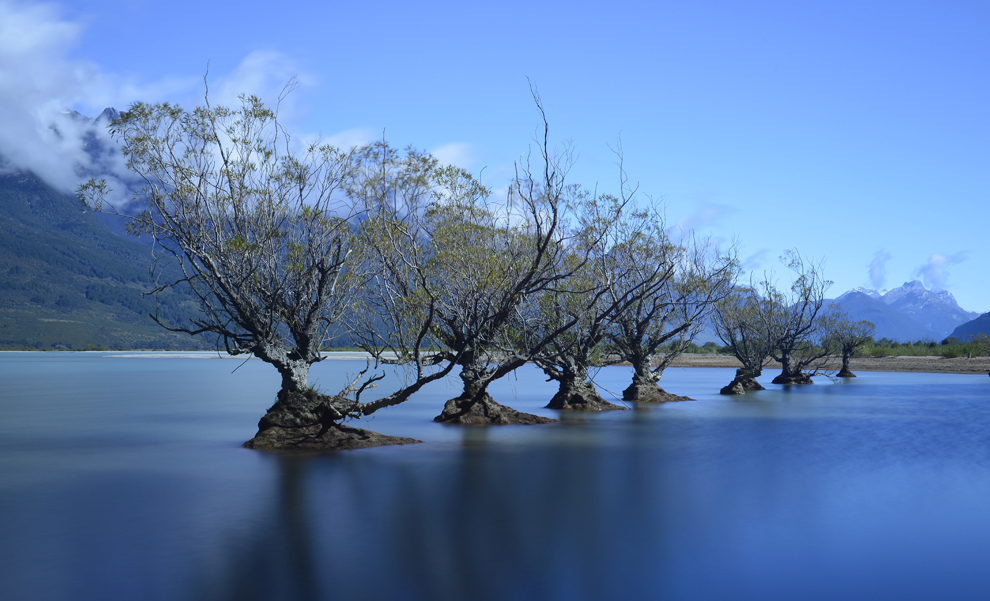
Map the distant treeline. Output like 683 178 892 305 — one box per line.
860 336 990 358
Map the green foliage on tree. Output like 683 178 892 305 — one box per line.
79 91 361 395
824 312 875 376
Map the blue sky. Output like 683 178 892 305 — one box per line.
2 0 987 311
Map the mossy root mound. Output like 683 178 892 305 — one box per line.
244 391 420 451
771 373 815 385
719 377 765 395
545 387 626 411
623 382 694 403
435 393 556 425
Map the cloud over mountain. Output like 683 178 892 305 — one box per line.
0 0 112 191
869 250 891 289
916 252 967 290
0 1 316 196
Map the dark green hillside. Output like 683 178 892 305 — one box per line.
950 312 990 343
0 172 210 350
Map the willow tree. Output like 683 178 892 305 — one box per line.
714 251 833 393
765 252 834 384
525 258 626 412
345 142 489 415
607 236 737 402
713 288 777 394
424 194 570 424
78 92 427 450
346 93 592 424
527 287 620 411
529 194 680 410
826 312 875 377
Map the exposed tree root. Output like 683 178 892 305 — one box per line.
623 381 694 403
545 385 625 411
244 390 420 451
771 372 815 385
435 392 556 425
719 377 765 395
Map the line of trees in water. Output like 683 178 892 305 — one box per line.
77 88 904 450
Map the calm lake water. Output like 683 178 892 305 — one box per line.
1 352 989 601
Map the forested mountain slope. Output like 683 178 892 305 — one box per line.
950 313 990 342
0 172 209 349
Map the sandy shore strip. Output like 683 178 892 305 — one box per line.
668 354 990 375
14 349 983 375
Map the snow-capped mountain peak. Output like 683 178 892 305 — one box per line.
838 287 882 300
836 281 979 340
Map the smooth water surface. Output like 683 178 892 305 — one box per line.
1 352 989 600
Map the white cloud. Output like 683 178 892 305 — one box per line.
0 0 195 193
0 0 96 190
321 128 378 151
916 252 966 290
869 250 891 289
210 50 314 122
0 1 340 200
665 203 734 245
672 203 734 234
431 143 476 170
742 248 769 271
0 0 76 57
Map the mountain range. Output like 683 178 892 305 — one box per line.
691 281 984 347
834 282 981 342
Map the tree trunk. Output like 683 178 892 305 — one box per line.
254 342 314 394
244 389 421 450
771 372 814 384
275 359 311 393
622 356 693 403
546 376 624 411
837 353 856 378
434 360 556 425
771 350 813 385
720 368 765 395
244 343 421 450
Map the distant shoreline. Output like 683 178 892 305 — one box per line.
668 354 990 375
2 349 988 375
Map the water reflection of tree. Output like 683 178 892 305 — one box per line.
200 429 671 601
345 429 670 600
198 456 318 601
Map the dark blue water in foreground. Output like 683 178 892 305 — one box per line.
2 352 989 601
